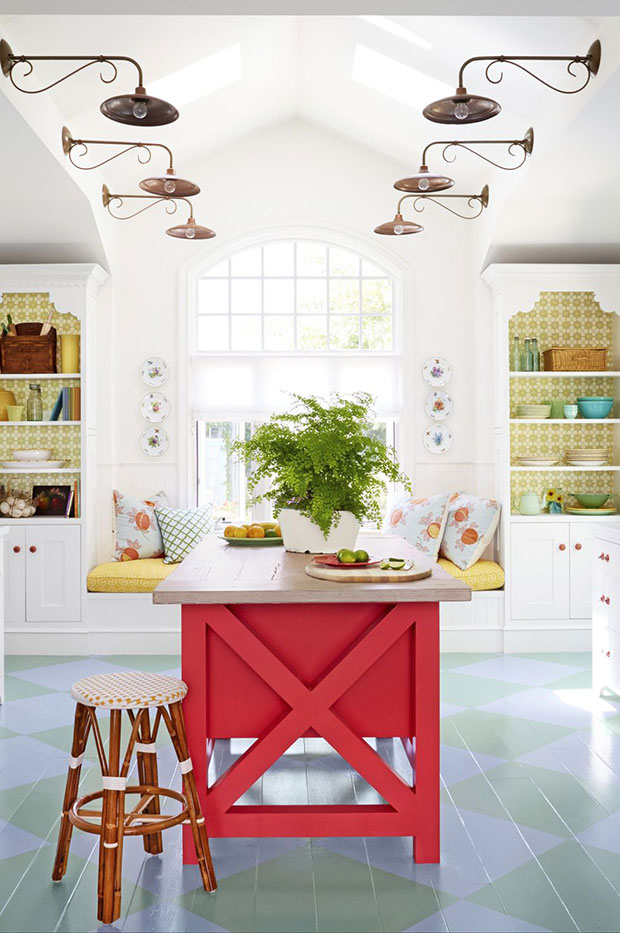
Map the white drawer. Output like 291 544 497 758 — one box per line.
594 571 620 632
594 540 620 579
594 625 620 696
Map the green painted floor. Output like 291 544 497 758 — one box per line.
1 652 620 932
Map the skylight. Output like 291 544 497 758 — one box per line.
148 44 242 109
358 15 432 51
352 44 452 111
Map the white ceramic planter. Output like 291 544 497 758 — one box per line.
277 508 361 554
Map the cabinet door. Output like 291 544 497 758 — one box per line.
569 523 594 620
3 525 26 625
511 523 570 620
25 525 81 623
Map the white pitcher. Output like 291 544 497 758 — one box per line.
514 491 545 515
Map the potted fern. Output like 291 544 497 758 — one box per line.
232 392 412 553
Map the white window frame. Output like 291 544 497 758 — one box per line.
178 225 413 509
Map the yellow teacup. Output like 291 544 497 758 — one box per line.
7 405 24 422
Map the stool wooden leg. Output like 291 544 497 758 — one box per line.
52 703 91 882
166 702 217 892
134 709 163 855
97 710 125 925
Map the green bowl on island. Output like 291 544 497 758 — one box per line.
573 493 614 508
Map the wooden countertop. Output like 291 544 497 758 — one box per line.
153 535 472 605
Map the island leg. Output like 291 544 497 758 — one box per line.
412 602 440 863
181 605 209 865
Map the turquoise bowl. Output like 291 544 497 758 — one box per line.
576 397 614 419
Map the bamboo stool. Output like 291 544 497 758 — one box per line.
52 671 216 925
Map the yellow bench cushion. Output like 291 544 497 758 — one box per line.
87 559 176 593
438 558 504 592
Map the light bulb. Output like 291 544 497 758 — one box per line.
164 178 176 194
185 226 196 239
454 101 469 121
418 176 430 191
394 224 404 235
132 100 148 120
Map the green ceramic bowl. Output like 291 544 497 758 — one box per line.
573 493 613 508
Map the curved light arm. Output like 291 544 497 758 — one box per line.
0 40 144 93
397 186 489 221
102 186 193 222
422 128 533 172
63 127 174 172
457 40 600 94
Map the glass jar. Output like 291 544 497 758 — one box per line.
531 338 540 372
521 339 534 372
512 336 521 372
26 383 43 422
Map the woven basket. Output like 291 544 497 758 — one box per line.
542 347 608 372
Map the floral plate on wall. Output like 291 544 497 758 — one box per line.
424 390 453 421
423 357 452 387
423 424 453 454
140 427 169 457
140 392 170 423
140 357 169 387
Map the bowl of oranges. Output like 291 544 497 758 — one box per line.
221 521 283 546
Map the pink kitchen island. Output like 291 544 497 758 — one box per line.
153 535 470 863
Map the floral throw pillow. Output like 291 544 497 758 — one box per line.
113 489 169 561
439 494 501 571
388 493 451 560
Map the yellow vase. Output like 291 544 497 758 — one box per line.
0 389 17 421
60 334 80 374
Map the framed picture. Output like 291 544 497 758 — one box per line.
33 485 74 517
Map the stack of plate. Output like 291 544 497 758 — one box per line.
516 404 551 420
516 455 559 467
565 448 611 467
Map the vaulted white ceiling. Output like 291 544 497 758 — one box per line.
1 12 619 263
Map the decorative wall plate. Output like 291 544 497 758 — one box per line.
424 390 453 421
140 427 169 457
140 357 169 387
140 392 170 423
423 357 452 387
423 424 453 455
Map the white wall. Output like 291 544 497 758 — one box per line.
94 118 495 561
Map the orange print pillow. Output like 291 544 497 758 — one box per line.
439 494 501 570
389 492 451 560
112 489 169 561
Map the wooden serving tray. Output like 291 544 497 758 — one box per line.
305 562 432 584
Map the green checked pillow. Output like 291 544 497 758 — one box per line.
155 505 214 564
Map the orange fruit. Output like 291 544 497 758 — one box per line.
135 511 151 531
233 527 248 538
273 524 281 537
427 522 441 539
224 525 237 538
454 507 469 523
248 525 265 538
121 547 139 561
461 527 479 545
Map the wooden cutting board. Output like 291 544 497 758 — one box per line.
305 562 432 584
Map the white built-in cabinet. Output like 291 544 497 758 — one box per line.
483 264 620 650
4 523 81 624
592 522 620 696
0 265 106 648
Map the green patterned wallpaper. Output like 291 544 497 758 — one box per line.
511 422 614 460
510 376 615 413
511 470 617 511
508 291 613 368
0 424 81 466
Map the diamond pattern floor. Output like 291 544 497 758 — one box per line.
1 652 620 932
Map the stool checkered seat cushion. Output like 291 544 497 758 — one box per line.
70 671 188 709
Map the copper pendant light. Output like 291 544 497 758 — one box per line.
423 39 600 125
101 184 215 240
374 213 423 236
0 38 178 126
166 216 216 240
62 127 200 196
394 164 454 194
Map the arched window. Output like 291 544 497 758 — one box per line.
189 234 403 521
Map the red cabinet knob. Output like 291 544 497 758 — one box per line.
559 544 566 551
606 597 611 605
575 543 582 550
606 554 610 562
600 552 606 560
607 650 611 658
13 545 21 553
29 545 36 554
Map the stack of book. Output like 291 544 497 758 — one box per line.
50 386 81 421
